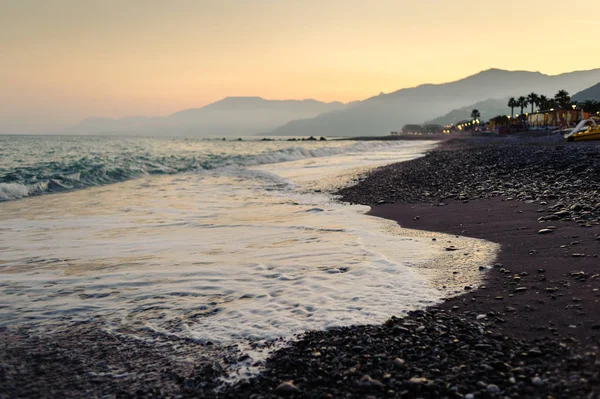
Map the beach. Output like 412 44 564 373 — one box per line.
3 138 600 398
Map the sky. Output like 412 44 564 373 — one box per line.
1 0 599 134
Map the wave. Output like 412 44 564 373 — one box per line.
0 140 412 201
0 183 30 201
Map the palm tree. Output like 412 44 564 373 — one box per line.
517 96 529 115
508 97 518 118
538 95 549 110
527 92 539 113
471 109 481 121
554 90 571 109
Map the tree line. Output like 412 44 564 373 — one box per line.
506 90 600 117
400 91 599 135
401 124 444 134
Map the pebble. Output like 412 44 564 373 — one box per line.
274 381 299 395
487 384 501 394
532 376 544 386
359 375 384 388
393 358 405 367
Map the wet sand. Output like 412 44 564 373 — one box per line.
371 197 600 347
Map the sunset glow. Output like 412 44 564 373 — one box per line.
1 0 599 133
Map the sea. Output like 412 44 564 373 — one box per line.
0 135 497 357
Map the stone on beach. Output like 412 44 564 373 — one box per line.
274 381 299 395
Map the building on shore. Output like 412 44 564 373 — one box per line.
527 109 589 130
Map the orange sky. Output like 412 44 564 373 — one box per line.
1 0 599 133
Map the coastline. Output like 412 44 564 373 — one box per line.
223 139 600 398
370 197 600 346
339 138 600 347
3 138 600 397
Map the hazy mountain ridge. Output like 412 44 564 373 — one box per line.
573 82 600 101
426 98 511 126
66 69 600 137
269 68 600 136
429 79 600 127
65 97 346 136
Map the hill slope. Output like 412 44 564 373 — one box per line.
66 97 346 137
269 68 600 136
573 82 600 101
426 98 511 126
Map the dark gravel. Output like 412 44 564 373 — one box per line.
0 323 234 398
220 309 599 399
337 139 600 226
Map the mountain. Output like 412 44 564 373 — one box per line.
426 98 511 126
65 97 346 137
573 82 600 102
268 68 600 136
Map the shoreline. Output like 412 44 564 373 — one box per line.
3 138 600 397
338 138 600 348
369 197 600 347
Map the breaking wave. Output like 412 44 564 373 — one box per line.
0 139 410 201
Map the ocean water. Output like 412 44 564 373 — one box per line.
0 136 497 348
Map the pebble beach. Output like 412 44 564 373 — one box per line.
3 138 600 398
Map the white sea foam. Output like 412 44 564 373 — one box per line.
0 136 426 201
0 140 498 352
0 183 30 201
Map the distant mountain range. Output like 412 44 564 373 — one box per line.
573 82 600 102
269 69 600 136
426 98 511 126
66 69 600 137
65 97 346 137
428 80 600 127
